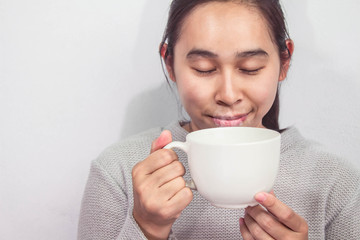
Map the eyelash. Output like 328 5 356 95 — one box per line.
194 67 264 76
240 68 263 75
195 69 216 75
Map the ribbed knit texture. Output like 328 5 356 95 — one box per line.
78 122 360 239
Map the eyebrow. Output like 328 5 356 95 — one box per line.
236 49 269 58
186 49 218 59
186 48 269 59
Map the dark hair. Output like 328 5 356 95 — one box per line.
159 0 291 131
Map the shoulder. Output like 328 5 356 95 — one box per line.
89 121 186 181
91 126 163 180
280 126 360 197
97 126 163 165
280 127 357 173
280 126 360 207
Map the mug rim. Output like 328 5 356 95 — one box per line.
186 127 281 146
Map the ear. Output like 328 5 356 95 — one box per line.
160 43 176 82
279 39 294 81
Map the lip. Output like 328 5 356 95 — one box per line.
211 113 249 127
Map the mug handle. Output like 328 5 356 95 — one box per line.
163 141 197 190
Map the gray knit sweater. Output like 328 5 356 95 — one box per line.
78 122 360 239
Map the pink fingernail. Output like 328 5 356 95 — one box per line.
255 192 267 203
239 218 244 225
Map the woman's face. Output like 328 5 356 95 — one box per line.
166 2 290 131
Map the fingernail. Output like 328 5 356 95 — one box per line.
158 131 166 141
255 192 267 203
239 218 244 225
156 131 167 146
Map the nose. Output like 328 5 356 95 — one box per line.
215 72 242 106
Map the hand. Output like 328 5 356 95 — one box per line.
132 130 193 240
240 191 308 240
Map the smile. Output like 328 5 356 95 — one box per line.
211 114 248 127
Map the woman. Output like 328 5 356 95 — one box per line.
78 0 360 239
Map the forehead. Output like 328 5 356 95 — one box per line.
175 2 276 56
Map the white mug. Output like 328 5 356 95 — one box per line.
164 127 280 208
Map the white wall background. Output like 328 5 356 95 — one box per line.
0 0 359 239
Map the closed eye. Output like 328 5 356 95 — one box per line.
240 67 264 75
194 68 216 75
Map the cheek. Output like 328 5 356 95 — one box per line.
251 77 279 111
255 87 277 106
174 70 213 109
178 84 199 105
177 79 211 109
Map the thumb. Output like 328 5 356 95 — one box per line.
150 130 173 153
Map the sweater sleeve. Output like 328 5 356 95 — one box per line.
77 160 147 240
325 164 360 239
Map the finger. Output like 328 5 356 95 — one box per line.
166 187 193 218
244 210 274 240
255 192 308 233
132 149 178 177
246 205 289 239
239 218 255 240
150 130 172 153
149 160 185 187
159 176 186 200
